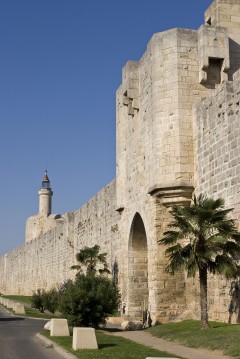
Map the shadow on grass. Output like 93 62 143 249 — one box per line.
102 328 122 333
210 322 230 329
98 343 117 349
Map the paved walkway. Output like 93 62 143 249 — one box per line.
112 330 232 359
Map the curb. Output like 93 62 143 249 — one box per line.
0 305 16 317
1 306 76 358
36 333 78 359
0 304 55 321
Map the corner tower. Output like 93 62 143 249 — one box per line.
38 170 53 217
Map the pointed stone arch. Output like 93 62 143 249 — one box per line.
127 212 148 319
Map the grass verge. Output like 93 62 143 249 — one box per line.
1 303 57 319
24 307 59 319
147 320 240 358
42 330 183 359
1 295 58 319
3 295 32 305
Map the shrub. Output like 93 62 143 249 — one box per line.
59 273 120 327
31 289 45 313
31 287 59 314
43 288 59 314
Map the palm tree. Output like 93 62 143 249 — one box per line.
71 244 110 275
158 194 240 329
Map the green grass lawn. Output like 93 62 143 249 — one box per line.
24 307 58 319
42 330 181 359
147 320 240 358
3 295 32 305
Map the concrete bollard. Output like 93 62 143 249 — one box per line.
8 301 16 309
72 327 98 350
50 319 70 337
14 303 25 314
7 300 13 309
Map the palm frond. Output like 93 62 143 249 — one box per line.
165 250 185 275
73 244 109 275
158 193 240 280
214 254 238 279
165 243 183 255
158 230 182 245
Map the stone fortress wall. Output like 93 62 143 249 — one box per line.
193 72 240 322
1 0 240 325
0 180 119 295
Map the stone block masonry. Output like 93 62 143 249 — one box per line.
195 74 240 215
1 0 240 325
0 180 119 295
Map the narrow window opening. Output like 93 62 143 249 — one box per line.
206 58 223 87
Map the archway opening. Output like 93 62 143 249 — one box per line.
128 213 148 319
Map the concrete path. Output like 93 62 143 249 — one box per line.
112 330 232 359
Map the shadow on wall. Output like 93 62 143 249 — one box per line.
229 39 240 81
228 279 240 324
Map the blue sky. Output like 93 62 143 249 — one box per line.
0 0 212 255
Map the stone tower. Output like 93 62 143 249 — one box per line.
25 170 61 243
38 170 53 217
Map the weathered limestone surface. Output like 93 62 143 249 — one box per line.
50 319 70 337
14 303 25 314
0 227 75 294
0 0 240 325
72 328 98 350
7 300 13 309
0 181 118 295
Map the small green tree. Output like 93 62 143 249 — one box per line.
158 194 240 329
31 288 59 314
43 288 59 314
71 244 110 275
59 273 120 327
31 289 45 313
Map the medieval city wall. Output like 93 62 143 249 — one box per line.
195 70 240 216
26 213 64 243
0 180 119 295
73 180 120 268
1 0 240 325
0 222 75 295
191 70 240 324
115 27 210 323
